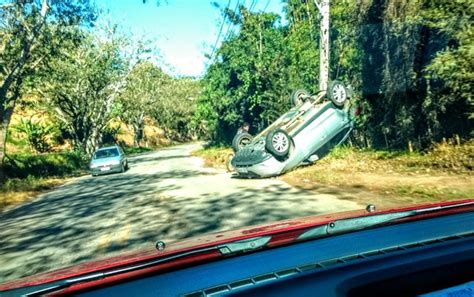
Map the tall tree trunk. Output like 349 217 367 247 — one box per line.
133 113 145 147
316 0 330 91
133 126 144 147
0 79 21 181
0 0 49 181
85 128 101 158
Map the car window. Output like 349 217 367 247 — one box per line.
93 148 120 159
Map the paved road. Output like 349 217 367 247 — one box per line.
0 143 361 282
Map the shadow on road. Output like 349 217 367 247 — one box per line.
0 147 357 282
127 154 189 165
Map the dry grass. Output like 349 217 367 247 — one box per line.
191 147 234 169
0 177 68 211
194 141 473 207
306 140 473 175
283 140 473 206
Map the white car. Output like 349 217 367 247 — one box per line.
231 81 355 178
89 145 128 176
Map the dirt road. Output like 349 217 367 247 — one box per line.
0 143 361 282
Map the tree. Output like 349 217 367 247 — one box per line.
42 33 127 157
284 0 320 93
353 0 472 148
0 0 95 177
119 61 169 146
198 7 289 143
423 0 474 139
151 77 201 141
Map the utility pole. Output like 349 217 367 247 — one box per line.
314 0 330 91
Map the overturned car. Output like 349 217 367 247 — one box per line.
231 81 355 178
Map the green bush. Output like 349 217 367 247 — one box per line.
13 118 56 153
4 152 87 179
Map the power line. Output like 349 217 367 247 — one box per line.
249 0 257 12
221 0 241 45
209 0 232 62
263 0 270 12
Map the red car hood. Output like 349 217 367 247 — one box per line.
1 199 473 294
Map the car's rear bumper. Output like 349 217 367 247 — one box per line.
90 164 122 175
234 157 285 178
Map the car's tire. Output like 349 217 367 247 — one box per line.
124 161 129 171
120 163 125 173
225 153 236 172
290 89 310 106
328 80 348 108
265 129 292 158
232 132 253 152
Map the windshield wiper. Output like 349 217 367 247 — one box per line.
7 236 271 297
297 201 474 241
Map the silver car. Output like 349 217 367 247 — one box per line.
90 145 128 176
231 81 354 178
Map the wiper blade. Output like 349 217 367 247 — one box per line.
8 236 271 297
298 201 474 241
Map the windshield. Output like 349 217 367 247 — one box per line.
0 0 471 287
94 148 120 159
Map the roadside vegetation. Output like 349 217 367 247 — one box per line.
196 0 472 149
1 0 472 209
193 0 472 206
196 139 473 206
192 147 234 169
0 1 201 210
0 177 66 211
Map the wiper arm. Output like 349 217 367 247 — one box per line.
298 201 474 241
10 236 271 297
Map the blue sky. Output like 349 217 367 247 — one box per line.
95 0 286 77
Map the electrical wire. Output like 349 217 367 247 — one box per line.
263 0 270 12
249 0 257 12
209 0 232 62
221 0 241 44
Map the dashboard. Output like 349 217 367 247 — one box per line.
78 211 474 297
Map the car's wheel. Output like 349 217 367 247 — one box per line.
328 80 348 108
120 163 125 173
265 129 291 158
225 153 236 172
290 89 310 106
232 132 253 152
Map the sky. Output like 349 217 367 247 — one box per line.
95 0 286 77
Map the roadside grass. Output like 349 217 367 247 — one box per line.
4 151 87 179
309 140 473 175
0 145 159 211
195 140 473 206
282 140 473 206
192 146 234 169
0 152 87 211
0 177 67 211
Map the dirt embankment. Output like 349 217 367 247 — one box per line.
195 141 474 208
